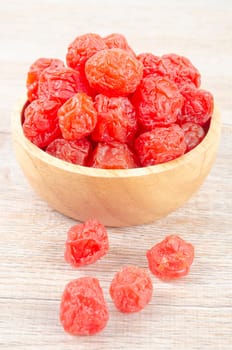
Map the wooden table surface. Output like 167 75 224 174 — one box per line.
0 1 231 349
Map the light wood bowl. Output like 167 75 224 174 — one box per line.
12 97 221 227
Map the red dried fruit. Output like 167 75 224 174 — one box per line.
90 142 137 169
46 138 91 165
92 94 137 144
85 48 143 97
179 87 214 126
38 66 82 104
135 124 186 166
109 266 153 313
133 76 183 129
146 235 194 280
181 122 205 152
66 33 107 71
64 219 109 267
23 99 61 148
137 53 163 78
103 33 135 56
161 54 201 88
58 93 97 140
60 277 109 335
26 58 65 102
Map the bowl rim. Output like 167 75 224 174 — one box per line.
12 95 220 179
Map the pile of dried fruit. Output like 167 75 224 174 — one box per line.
60 219 194 336
23 33 214 169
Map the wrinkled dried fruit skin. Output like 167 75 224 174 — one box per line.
85 48 143 97
27 58 65 102
38 66 82 104
133 76 184 129
103 33 135 56
23 99 61 148
90 142 137 169
64 219 109 267
146 235 194 280
161 54 201 88
60 277 109 335
92 94 137 144
137 53 163 78
66 33 107 71
181 122 205 152
58 93 97 140
179 87 214 126
46 138 91 165
135 124 186 166
110 266 153 313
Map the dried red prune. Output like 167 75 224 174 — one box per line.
179 86 214 126
103 33 135 56
58 93 97 140
135 124 186 166
85 48 143 97
92 94 137 144
64 219 109 267
133 76 183 129
38 66 82 104
46 138 91 165
146 235 194 280
66 33 107 71
26 58 65 102
60 277 109 335
137 53 163 78
90 142 137 169
23 99 61 148
181 122 205 152
110 266 153 313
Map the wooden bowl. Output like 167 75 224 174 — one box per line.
12 97 221 227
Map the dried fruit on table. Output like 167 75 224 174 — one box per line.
60 277 109 335
58 92 97 140
46 138 91 165
85 48 143 97
135 124 186 166
132 76 183 129
64 219 109 267
103 33 135 56
181 122 205 152
26 58 65 102
92 94 137 144
179 86 214 126
66 33 107 71
90 142 137 169
23 99 61 148
146 235 194 280
109 266 153 313
38 66 82 104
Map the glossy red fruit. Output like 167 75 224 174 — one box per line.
38 66 82 104
179 87 214 126
46 138 91 165
133 76 183 129
64 219 109 267
58 93 97 140
66 33 107 71
85 48 143 97
90 142 137 169
60 277 109 335
103 33 135 56
110 266 153 313
92 94 137 144
181 122 205 152
135 124 186 166
26 58 65 102
146 235 194 280
23 99 61 149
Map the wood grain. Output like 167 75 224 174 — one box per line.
0 1 232 349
